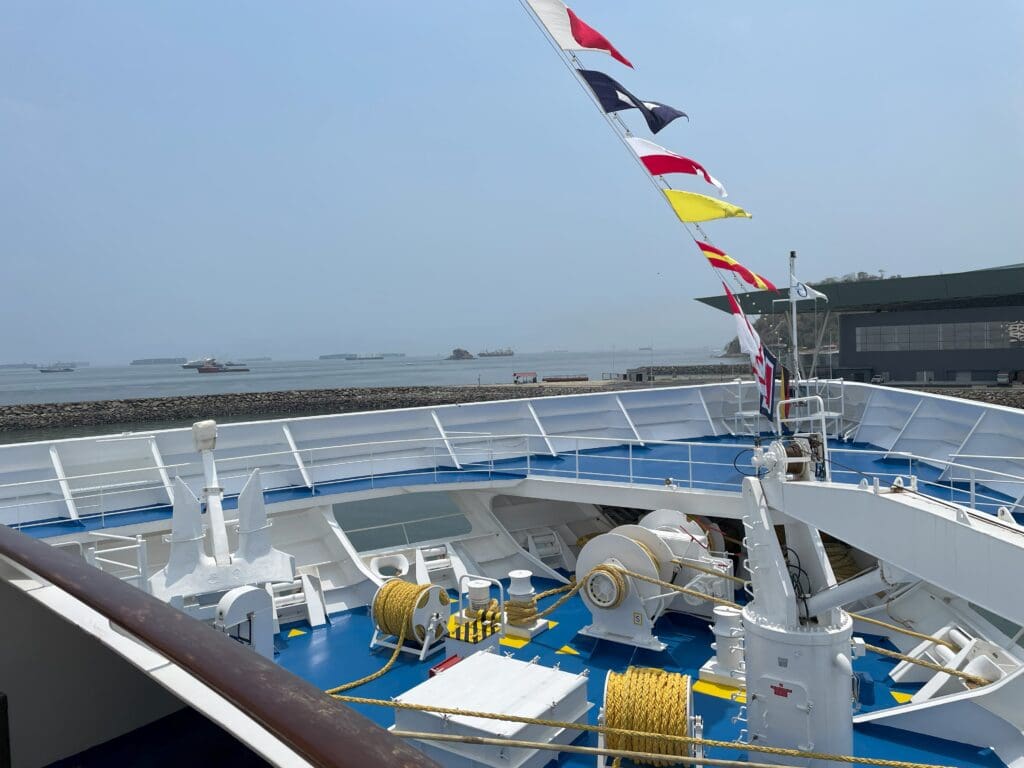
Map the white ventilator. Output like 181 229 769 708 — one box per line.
699 605 747 687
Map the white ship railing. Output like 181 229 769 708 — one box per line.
1 430 1023 532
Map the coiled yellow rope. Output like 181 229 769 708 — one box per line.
584 563 630 609
605 667 691 766
372 578 440 642
326 579 450 694
333 693 956 768
632 538 661 574
505 579 577 626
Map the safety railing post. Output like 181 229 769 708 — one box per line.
100 487 105 529
489 437 494 480
136 534 150 593
575 439 580 480
628 443 633 484
526 441 531 476
970 469 976 510
308 450 315 494
370 445 375 490
433 444 438 483
688 444 694 489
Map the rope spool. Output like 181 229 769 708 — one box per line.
604 666 693 766
576 530 674 623
584 563 629 609
632 538 661 574
371 578 450 645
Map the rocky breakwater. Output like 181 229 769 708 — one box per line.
921 387 1024 409
0 383 640 433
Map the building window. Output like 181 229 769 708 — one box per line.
855 320 1018 352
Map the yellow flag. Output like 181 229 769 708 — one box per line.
664 190 752 223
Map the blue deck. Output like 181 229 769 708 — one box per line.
20 435 1019 539
275 577 1004 767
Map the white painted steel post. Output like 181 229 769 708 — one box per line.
575 439 580 480
200 449 231 566
970 470 976 509
370 445 375 489
688 444 694 489
628 443 633 484
136 534 150 593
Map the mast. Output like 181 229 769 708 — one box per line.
789 250 800 380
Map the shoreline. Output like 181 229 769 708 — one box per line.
0 381 646 440
4 375 1021 444
0 364 759 439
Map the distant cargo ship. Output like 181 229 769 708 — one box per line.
478 348 514 357
319 353 385 360
182 357 215 369
131 357 187 366
38 363 75 373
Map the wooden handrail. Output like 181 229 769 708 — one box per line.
0 525 438 768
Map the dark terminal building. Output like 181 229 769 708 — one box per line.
697 263 1024 385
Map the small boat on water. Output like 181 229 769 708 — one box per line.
38 364 74 373
197 361 249 373
182 357 215 369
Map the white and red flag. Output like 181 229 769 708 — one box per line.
724 283 779 419
626 137 727 197
526 0 633 68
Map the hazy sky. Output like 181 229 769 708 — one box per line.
2 2 1022 363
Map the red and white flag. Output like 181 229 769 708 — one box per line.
526 0 633 68
724 283 779 418
626 137 727 196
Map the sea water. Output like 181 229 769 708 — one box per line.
0 348 724 406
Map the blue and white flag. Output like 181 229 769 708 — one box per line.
578 70 687 134
793 281 828 302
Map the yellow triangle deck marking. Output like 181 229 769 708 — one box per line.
499 635 530 649
556 645 579 655
287 628 307 638
890 691 914 704
547 621 558 629
693 680 746 703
